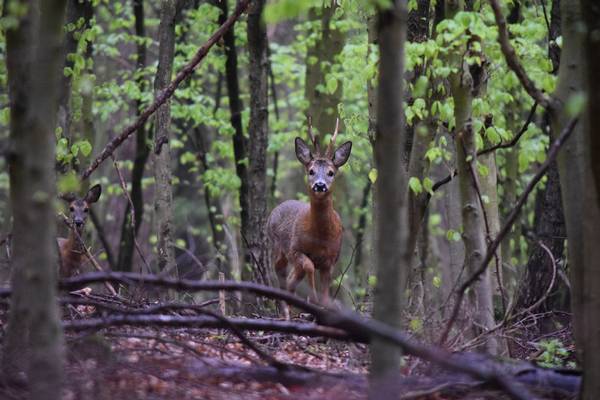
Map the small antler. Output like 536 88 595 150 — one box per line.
325 118 340 157
307 115 320 154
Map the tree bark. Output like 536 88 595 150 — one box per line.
577 0 600 398
369 0 411 395
244 0 271 286
3 0 67 396
118 0 151 272
447 0 498 355
153 0 179 275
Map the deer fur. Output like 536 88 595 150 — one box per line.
267 119 351 312
58 184 101 278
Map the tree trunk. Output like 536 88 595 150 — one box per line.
577 1 600 398
369 1 410 395
447 0 498 354
304 3 345 142
153 0 178 275
216 0 248 275
244 0 271 286
549 0 585 356
3 0 67 397
118 0 150 272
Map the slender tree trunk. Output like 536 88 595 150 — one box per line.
118 0 150 272
244 0 271 286
304 2 345 141
577 1 600 398
549 0 585 354
153 0 178 275
447 0 498 354
216 0 248 274
369 1 410 395
3 1 67 397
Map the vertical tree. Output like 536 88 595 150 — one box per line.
153 0 179 275
577 0 600 397
2 0 67 397
245 0 271 285
369 0 410 394
118 0 151 272
446 0 498 354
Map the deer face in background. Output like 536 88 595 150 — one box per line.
61 184 102 232
295 137 352 197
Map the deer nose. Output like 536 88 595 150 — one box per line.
74 219 84 228
313 182 328 193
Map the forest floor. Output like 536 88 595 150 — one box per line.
0 295 578 400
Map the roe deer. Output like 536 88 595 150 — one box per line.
58 184 101 278
267 119 351 313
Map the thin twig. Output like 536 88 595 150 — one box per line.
111 155 151 273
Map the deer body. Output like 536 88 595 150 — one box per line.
58 184 101 278
268 120 351 307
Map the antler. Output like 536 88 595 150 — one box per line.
325 118 340 157
307 115 320 154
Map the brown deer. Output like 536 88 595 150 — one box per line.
58 184 101 278
267 119 351 313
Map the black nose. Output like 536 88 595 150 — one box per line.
74 220 84 227
313 182 328 193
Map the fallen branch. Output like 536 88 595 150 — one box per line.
63 314 355 341
80 0 251 180
439 118 578 346
57 271 540 400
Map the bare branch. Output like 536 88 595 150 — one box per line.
81 0 251 180
488 0 554 109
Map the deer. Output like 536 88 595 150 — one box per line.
267 118 351 316
58 184 101 278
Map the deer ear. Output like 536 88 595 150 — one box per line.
85 184 102 204
295 137 313 166
332 141 352 168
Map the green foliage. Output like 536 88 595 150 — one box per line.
535 339 574 368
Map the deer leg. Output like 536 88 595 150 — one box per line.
319 268 332 305
288 253 317 302
273 251 290 319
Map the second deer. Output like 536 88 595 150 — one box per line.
58 184 101 278
267 119 351 313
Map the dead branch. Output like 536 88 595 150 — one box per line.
80 0 251 180
439 118 578 346
488 0 553 109
63 314 355 341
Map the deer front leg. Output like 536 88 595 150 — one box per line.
288 253 318 302
273 251 290 319
319 268 332 305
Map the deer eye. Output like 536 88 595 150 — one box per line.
84 208 89 213
327 170 334 177
309 169 315 176
69 206 75 212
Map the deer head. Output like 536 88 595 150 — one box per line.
60 184 102 232
295 118 352 197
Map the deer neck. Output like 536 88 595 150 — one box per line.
307 193 336 234
68 227 85 254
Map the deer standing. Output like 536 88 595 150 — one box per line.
58 184 101 278
267 119 351 314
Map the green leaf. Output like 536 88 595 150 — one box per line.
368 275 377 287
565 92 587 118
423 177 434 195
409 177 423 194
432 275 442 288
446 229 461 242
368 168 378 184
58 172 81 194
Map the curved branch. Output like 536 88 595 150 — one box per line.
488 0 554 109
